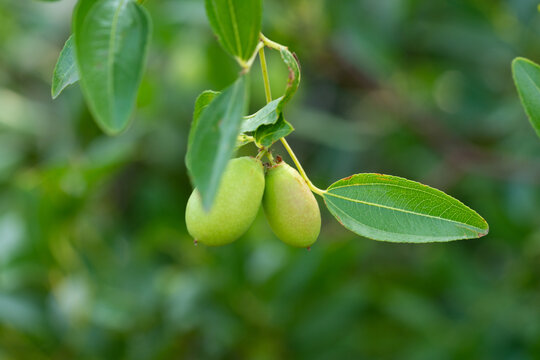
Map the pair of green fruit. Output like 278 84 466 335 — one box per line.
185 157 321 248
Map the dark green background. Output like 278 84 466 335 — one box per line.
0 0 539 359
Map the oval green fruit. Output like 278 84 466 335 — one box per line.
263 162 321 248
185 157 265 246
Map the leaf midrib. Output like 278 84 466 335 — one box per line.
227 0 243 57
329 181 459 209
325 197 480 240
108 0 128 124
324 191 485 232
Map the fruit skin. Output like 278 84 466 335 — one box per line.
263 162 321 248
185 157 265 246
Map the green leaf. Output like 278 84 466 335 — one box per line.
254 114 294 147
241 96 282 133
242 48 299 141
193 90 220 123
51 35 79 99
204 0 262 61
323 173 489 243
512 57 540 138
186 90 220 171
74 0 151 135
277 48 301 113
186 76 248 210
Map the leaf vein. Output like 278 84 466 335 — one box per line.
108 0 127 122
329 181 461 210
227 0 243 57
324 192 483 231
326 197 474 240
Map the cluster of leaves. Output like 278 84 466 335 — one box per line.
185 0 489 243
3 0 540 358
48 0 490 244
182 1 302 212
185 48 298 209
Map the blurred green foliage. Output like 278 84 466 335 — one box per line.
0 0 539 359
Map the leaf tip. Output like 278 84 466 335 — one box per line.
100 124 124 137
480 223 489 237
511 57 538 74
473 217 489 238
511 57 523 67
511 57 523 74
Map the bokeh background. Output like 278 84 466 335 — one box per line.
1 0 540 359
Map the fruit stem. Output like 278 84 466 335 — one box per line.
259 45 273 103
279 137 326 196
265 150 275 164
258 41 326 196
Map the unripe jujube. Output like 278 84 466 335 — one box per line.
185 157 265 246
263 162 321 248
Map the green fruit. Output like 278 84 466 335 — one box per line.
185 157 265 246
263 162 321 248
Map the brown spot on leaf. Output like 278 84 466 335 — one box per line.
375 173 392 181
478 231 489 238
287 69 295 86
292 52 301 71
334 217 345 226
276 155 282 163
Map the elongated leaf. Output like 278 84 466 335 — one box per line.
186 76 248 209
323 173 489 243
74 0 151 135
51 35 79 99
186 90 220 171
205 0 262 61
277 48 301 113
254 114 293 147
512 57 540 138
241 96 282 133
